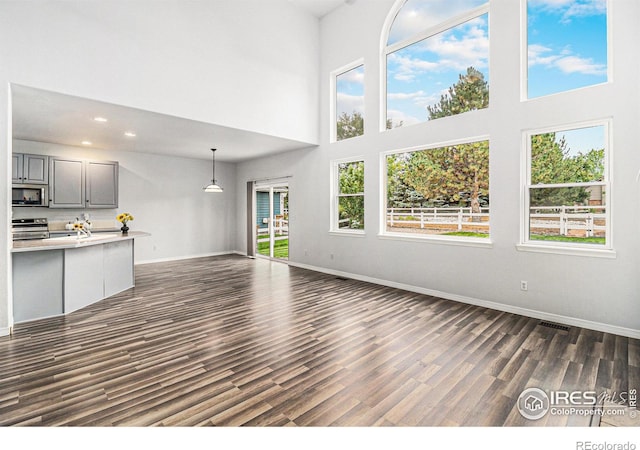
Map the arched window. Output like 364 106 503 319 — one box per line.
383 0 489 129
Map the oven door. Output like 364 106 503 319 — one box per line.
12 185 48 207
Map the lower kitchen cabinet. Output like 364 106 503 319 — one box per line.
12 237 138 323
12 250 64 322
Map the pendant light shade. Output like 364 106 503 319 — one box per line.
203 148 223 193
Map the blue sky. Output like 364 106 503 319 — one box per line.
528 0 607 98
552 124 605 157
379 0 607 127
387 13 489 126
336 65 365 120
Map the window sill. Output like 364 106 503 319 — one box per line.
329 230 366 237
378 232 493 249
516 243 616 259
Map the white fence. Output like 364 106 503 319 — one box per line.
257 216 289 239
386 205 606 237
530 205 606 237
387 207 490 231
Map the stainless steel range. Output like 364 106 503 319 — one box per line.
12 218 50 240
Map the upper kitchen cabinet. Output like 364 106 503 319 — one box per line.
49 157 85 208
49 157 119 209
12 153 48 184
85 160 119 209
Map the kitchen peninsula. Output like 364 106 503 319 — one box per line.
12 231 149 323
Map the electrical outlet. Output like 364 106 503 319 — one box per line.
520 281 528 291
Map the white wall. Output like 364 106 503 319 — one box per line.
0 0 320 333
13 140 237 263
235 0 640 337
0 0 320 143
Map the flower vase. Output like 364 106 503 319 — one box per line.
121 224 129 234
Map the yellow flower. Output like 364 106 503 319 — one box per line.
116 212 134 224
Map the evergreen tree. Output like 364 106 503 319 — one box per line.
427 67 489 119
336 111 364 141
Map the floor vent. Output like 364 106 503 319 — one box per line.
539 321 570 332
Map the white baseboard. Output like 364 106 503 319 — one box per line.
136 251 236 265
0 327 10 337
288 261 640 340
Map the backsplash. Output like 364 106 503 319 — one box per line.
12 208 120 231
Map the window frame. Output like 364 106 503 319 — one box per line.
330 157 366 235
521 0 612 102
381 1 490 132
330 59 365 144
518 119 614 258
379 136 492 248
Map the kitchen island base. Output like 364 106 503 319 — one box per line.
12 232 148 324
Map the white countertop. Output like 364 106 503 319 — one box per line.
11 231 150 253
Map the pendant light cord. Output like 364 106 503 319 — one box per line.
211 148 216 183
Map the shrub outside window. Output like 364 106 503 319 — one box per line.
523 122 610 249
384 139 490 240
332 159 365 232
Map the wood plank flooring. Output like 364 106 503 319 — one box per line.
0 255 638 426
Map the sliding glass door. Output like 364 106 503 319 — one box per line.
254 182 289 261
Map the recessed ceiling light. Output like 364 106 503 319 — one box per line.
93 117 108 122
81 141 92 146
124 131 136 137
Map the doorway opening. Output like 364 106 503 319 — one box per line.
254 182 289 261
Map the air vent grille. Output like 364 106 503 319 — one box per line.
539 321 570 332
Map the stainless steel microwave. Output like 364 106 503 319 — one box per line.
12 184 48 207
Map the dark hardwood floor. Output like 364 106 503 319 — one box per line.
0 255 638 426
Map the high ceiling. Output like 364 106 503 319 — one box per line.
11 1 357 163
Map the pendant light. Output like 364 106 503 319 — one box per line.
203 148 223 193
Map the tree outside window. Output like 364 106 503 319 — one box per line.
334 160 365 231
526 124 609 247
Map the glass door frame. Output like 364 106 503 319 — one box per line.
254 180 289 262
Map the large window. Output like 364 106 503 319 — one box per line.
523 122 610 250
384 138 490 241
526 0 608 99
332 159 365 232
384 0 489 129
333 62 365 142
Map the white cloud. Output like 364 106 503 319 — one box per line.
388 19 488 82
338 66 364 85
387 109 422 127
336 93 364 115
555 55 606 76
528 0 606 23
528 44 606 76
388 0 487 44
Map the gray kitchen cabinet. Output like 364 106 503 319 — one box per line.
85 160 119 208
12 153 48 184
49 157 85 208
49 157 119 209
12 250 64 322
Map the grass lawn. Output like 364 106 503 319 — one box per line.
257 238 289 259
443 231 489 238
530 235 605 245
